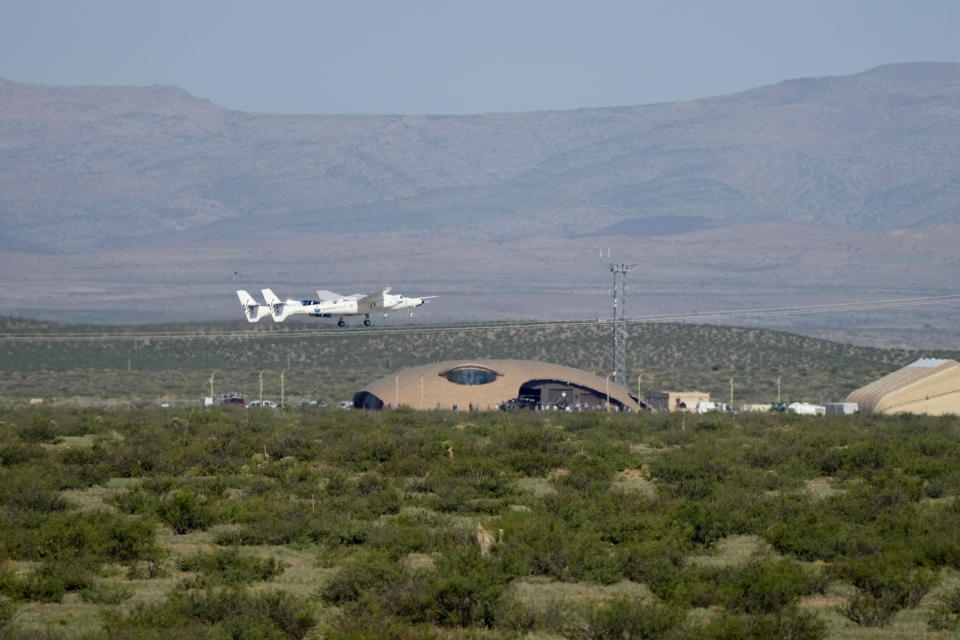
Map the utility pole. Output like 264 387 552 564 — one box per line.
280 370 285 408
259 371 263 405
609 263 635 386
209 372 216 400
605 374 611 412
729 376 735 409
776 376 782 403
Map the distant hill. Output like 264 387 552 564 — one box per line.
1 315 956 406
1 65 960 342
3 63 960 251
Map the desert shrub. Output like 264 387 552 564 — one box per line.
0 470 67 514
101 587 314 639
426 550 515 628
652 448 728 500
81 580 135 604
18 418 59 443
841 591 898 627
157 489 213 533
419 456 517 513
723 554 822 614
927 586 960 632
3 560 92 603
57 446 112 486
498 510 621 583
108 432 168 477
111 485 158 516
255 590 316 639
1 510 160 568
125 559 169 580
913 498 960 568
832 555 937 626
366 520 443 557
688 607 825 640
552 454 616 495
178 548 284 585
268 428 322 460
0 597 15 633
0 442 45 466
324 601 461 640
495 595 570 634
671 500 723 548
565 597 683 640
619 541 687 601
321 551 402 604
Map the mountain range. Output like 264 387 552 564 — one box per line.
1 63 959 347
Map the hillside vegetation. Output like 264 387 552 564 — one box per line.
2 407 960 638
1 316 955 407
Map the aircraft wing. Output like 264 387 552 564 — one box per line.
358 288 391 311
316 290 343 302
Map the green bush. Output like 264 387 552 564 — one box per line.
553 454 616 495
427 550 515 628
81 580 134 604
724 554 822 614
566 597 683 640
100 587 315 639
688 607 826 640
111 485 158 516
832 555 936 626
178 548 284 585
927 586 960 632
321 551 402 604
0 597 15 633
157 489 213 534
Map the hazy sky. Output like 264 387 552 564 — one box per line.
3 0 960 115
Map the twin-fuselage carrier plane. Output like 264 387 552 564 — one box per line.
237 288 435 327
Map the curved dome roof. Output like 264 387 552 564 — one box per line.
355 359 639 411
846 358 960 415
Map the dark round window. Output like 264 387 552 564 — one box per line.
443 368 498 385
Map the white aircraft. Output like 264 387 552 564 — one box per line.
237 287 435 327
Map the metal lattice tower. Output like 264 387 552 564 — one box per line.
609 263 635 385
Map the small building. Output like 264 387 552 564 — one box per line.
789 402 825 416
644 390 710 412
695 401 731 413
354 360 640 411
846 358 960 415
825 402 858 415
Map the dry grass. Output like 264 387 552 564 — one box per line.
10 597 102 639
611 468 656 496
505 577 655 610
403 553 436 571
806 476 843 499
516 477 557 497
60 486 124 513
686 535 771 568
42 434 98 450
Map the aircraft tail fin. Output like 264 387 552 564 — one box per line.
261 288 289 322
237 290 269 323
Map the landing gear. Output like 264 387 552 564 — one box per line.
363 314 371 327
337 319 345 328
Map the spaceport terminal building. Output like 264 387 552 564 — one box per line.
353 359 641 411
